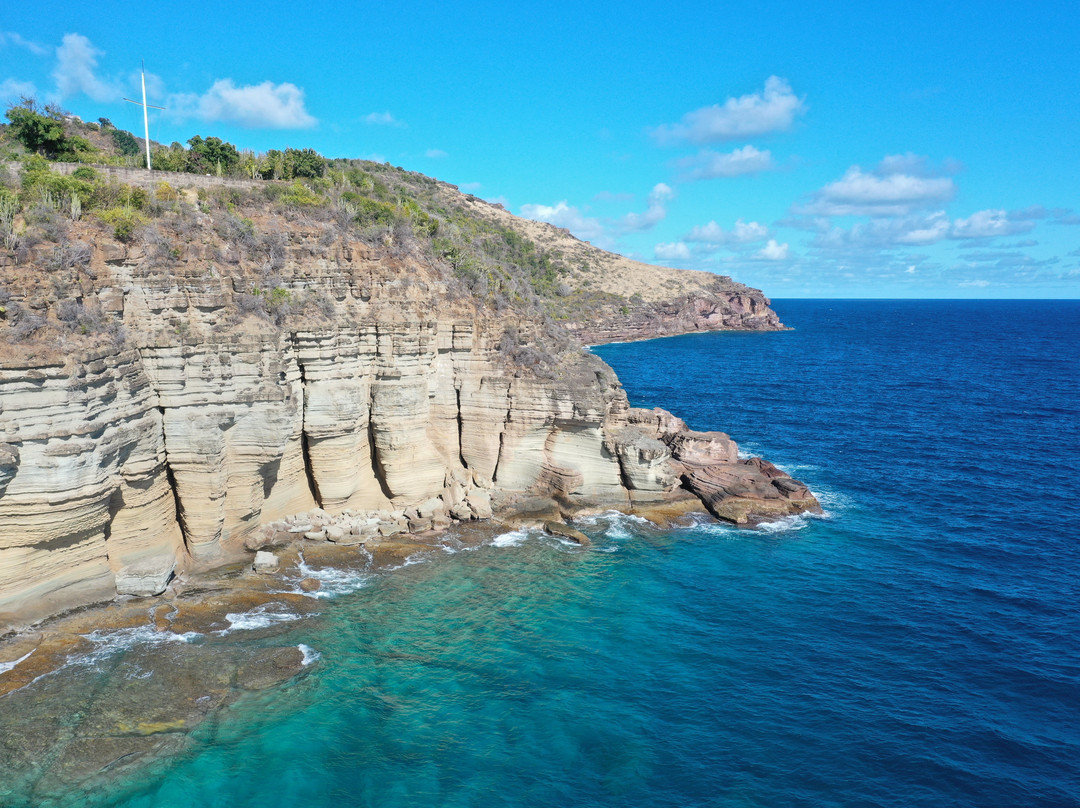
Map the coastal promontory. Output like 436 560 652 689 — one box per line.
0 144 816 633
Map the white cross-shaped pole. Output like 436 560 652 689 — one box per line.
123 61 164 171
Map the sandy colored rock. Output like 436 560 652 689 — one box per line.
252 551 280 573
543 521 590 545
114 554 177 597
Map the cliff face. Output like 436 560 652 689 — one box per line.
0 166 815 632
568 279 783 344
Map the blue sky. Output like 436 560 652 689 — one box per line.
2 0 1078 298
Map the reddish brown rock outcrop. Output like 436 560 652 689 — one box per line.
570 280 785 344
620 407 820 524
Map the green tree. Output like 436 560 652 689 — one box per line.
5 98 69 156
187 135 240 174
149 142 190 172
111 128 142 156
284 147 325 178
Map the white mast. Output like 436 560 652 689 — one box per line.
123 61 165 171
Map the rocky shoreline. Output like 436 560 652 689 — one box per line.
0 393 817 803
0 402 818 664
0 479 809 802
0 157 820 801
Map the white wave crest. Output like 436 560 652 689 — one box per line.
755 513 812 534
294 555 372 599
298 644 321 666
400 552 431 567
74 626 203 667
220 608 302 634
0 649 34 675
574 509 650 527
807 484 850 517
492 529 532 548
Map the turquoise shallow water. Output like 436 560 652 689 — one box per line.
19 300 1080 807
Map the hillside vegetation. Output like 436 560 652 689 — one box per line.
0 98 778 359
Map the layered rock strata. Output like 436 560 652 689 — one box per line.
0 184 816 633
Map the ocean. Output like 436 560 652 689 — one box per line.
9 300 1080 807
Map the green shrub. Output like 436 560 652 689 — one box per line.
344 194 397 226
98 207 148 242
84 181 148 212
276 181 323 207
72 166 97 181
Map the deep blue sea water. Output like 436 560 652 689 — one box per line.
40 301 1080 806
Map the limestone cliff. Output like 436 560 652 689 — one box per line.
0 163 816 632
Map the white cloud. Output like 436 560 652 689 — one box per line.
519 201 607 243
0 31 47 56
675 145 775 180
53 33 122 102
951 209 1035 239
811 212 951 252
816 169 953 216
0 78 37 101
896 212 951 245
875 152 948 176
654 241 692 261
521 183 672 246
810 208 1042 254
364 111 404 126
617 182 673 233
958 279 991 287
652 76 805 144
459 181 482 191
800 156 955 217
171 79 316 128
757 239 790 260
425 148 447 159
685 218 769 245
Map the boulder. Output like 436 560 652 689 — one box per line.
681 458 819 524
543 521 590 545
244 530 293 551
417 497 444 518
407 516 433 533
465 490 492 519
299 577 322 593
115 556 177 597
252 551 279 574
